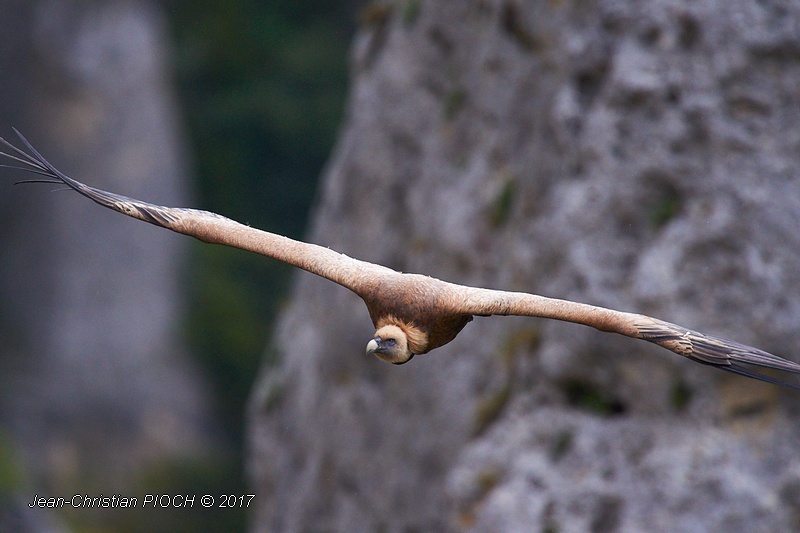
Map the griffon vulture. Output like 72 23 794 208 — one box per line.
2 129 799 389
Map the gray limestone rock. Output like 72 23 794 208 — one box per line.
248 1 800 531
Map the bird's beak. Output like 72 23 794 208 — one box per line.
366 336 413 364
366 337 381 355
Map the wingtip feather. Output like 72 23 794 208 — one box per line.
638 319 800 391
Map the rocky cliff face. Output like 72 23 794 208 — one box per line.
248 1 800 531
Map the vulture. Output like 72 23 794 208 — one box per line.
2 129 799 389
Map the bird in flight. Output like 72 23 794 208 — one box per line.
2 129 799 389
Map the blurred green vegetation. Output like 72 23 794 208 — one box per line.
165 0 360 530
170 0 356 432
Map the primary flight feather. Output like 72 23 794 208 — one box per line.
2 129 799 389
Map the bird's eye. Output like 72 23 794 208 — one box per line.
385 338 396 346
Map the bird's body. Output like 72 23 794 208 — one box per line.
2 129 800 387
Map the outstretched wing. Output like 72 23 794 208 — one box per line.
4 130 799 388
0 129 392 294
635 318 800 388
447 284 800 389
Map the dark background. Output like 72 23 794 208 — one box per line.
0 1 362 531
170 1 358 529
170 0 356 466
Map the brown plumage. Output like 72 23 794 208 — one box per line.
3 129 800 388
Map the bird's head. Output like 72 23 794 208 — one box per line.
366 324 414 365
